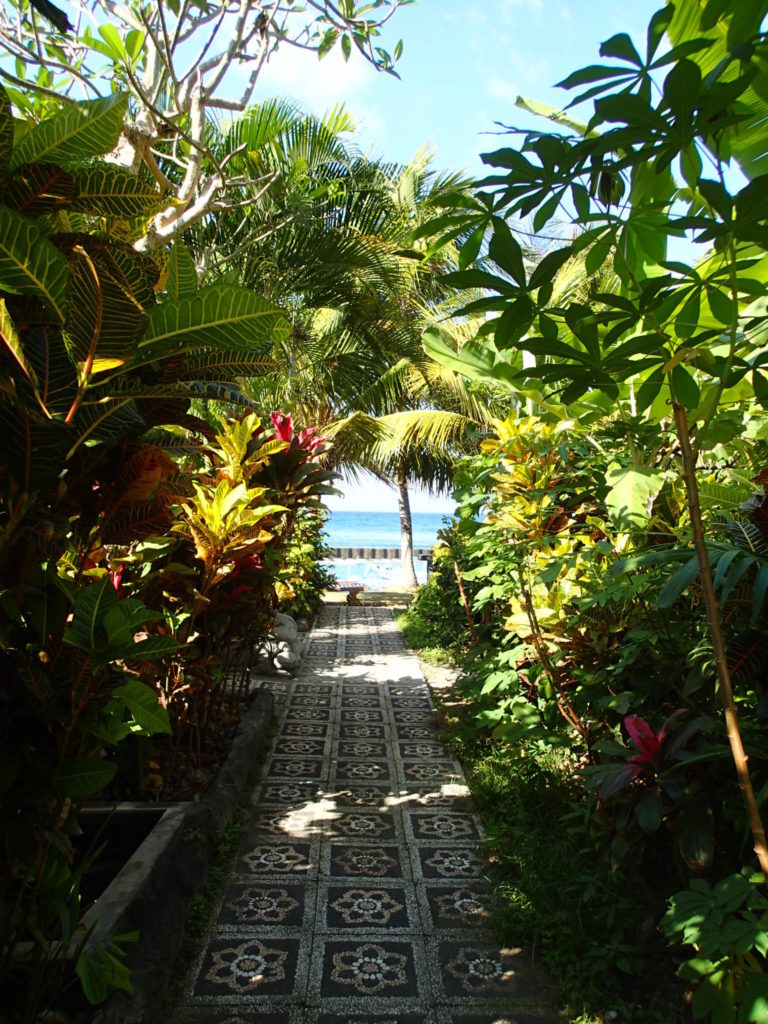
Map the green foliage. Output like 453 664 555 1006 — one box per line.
276 507 336 619
396 526 471 663
0 84 333 1020
662 871 768 1023
411 3 768 1017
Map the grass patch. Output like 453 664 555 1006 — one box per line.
395 609 463 666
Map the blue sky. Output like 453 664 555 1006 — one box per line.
257 0 660 511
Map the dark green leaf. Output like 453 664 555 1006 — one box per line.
529 245 573 289
636 371 664 412
113 680 172 735
135 286 290 364
488 219 526 285
458 224 484 270
662 59 702 123
10 93 128 171
0 86 13 180
166 238 198 300
2 162 74 217
557 63 636 89
600 32 643 67
71 163 165 218
636 790 663 833
647 6 673 60
0 205 69 320
59 757 117 797
655 554 701 609
671 364 700 408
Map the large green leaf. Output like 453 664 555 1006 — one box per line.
63 579 119 653
134 286 290 365
59 757 117 797
113 680 172 735
605 465 666 528
71 162 165 218
666 0 768 178
166 237 198 299
10 93 128 172
102 597 162 650
2 163 75 217
64 242 149 369
0 297 42 403
0 85 12 180
0 205 68 320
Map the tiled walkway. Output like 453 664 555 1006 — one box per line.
172 604 554 1024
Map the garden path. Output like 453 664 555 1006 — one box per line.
171 603 554 1024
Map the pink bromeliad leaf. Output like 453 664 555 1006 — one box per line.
270 411 293 442
624 715 660 762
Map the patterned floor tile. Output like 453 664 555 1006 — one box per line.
323 882 412 930
289 694 333 707
328 843 406 879
395 724 439 740
341 709 385 724
244 807 318 841
392 710 436 726
334 760 391 783
321 809 397 842
173 1009 292 1024
280 722 332 739
171 603 551 1024
397 740 446 759
236 842 315 877
432 942 540 1000
415 846 487 881
273 738 327 758
338 741 388 759
421 885 493 930
401 761 460 785
258 782 324 806
285 708 333 723
193 936 301 997
216 881 308 928
317 939 420 998
440 1012 554 1024
266 757 325 780
406 812 482 843
338 724 386 740
316 1014 430 1024
322 785 393 810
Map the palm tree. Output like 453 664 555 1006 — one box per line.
185 103 496 585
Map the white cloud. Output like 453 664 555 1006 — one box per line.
501 0 543 21
255 44 375 114
488 74 520 105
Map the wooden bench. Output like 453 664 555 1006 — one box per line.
331 581 367 605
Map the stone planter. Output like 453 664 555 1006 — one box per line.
86 688 274 1024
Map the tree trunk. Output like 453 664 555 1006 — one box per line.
397 475 419 590
673 402 768 885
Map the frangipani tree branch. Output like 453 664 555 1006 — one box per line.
0 0 409 247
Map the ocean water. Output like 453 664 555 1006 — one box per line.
324 510 449 550
321 510 449 590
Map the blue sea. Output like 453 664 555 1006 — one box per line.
322 511 452 589
324 510 449 549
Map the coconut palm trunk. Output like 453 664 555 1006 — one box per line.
397 471 419 589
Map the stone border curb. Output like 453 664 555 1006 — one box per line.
90 688 275 1024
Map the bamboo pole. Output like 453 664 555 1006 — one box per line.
673 402 768 884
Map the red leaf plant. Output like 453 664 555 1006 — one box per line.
596 710 685 800
270 411 293 442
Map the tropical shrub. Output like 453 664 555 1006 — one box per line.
0 83 336 1017
416 1 768 1013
